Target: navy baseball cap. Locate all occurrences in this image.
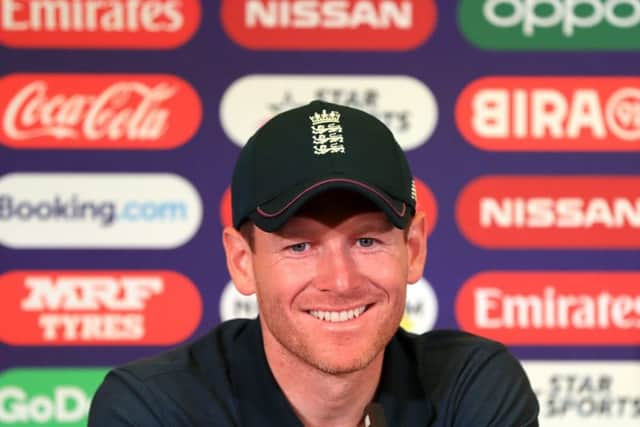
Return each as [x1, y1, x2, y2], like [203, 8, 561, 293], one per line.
[231, 100, 416, 232]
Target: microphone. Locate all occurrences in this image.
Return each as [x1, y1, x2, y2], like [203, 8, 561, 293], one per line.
[363, 402, 386, 427]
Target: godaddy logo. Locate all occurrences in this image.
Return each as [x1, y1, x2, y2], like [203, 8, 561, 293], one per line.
[0, 368, 107, 426]
[459, 0, 640, 50]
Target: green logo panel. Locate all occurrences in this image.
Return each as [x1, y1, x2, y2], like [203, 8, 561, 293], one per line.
[459, 0, 640, 50]
[0, 368, 108, 426]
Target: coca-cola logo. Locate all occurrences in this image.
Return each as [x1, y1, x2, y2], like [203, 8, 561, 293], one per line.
[0, 0, 201, 49]
[0, 270, 202, 345]
[0, 74, 202, 149]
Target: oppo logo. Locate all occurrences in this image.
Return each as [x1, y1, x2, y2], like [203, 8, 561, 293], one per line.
[0, 0, 201, 49]
[456, 176, 640, 248]
[219, 176, 438, 237]
[456, 77, 640, 151]
[456, 271, 640, 345]
[0, 173, 202, 248]
[0, 73, 202, 149]
[484, 0, 640, 36]
[459, 0, 640, 49]
[220, 74, 437, 151]
[0, 271, 201, 345]
[221, 0, 436, 50]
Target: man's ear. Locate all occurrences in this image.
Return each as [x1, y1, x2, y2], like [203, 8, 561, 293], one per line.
[406, 211, 427, 284]
[222, 226, 256, 295]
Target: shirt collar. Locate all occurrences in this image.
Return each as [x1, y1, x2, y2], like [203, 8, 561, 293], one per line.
[229, 319, 433, 426]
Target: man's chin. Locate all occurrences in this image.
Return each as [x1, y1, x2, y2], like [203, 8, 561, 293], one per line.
[303, 350, 380, 376]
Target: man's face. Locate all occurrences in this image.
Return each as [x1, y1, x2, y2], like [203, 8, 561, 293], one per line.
[239, 191, 426, 375]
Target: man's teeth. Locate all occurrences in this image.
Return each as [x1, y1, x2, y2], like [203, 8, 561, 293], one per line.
[308, 306, 367, 322]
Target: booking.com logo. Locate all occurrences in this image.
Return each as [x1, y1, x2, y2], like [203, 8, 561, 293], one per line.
[0, 194, 188, 227]
[0, 173, 202, 249]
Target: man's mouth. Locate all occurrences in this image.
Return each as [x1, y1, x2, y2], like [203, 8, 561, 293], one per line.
[308, 305, 368, 323]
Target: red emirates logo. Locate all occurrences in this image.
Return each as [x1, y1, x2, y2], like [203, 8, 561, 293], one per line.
[0, 271, 202, 345]
[0, 74, 202, 149]
[456, 272, 640, 346]
[0, 0, 200, 48]
[456, 176, 640, 248]
[456, 77, 640, 151]
[221, 0, 437, 50]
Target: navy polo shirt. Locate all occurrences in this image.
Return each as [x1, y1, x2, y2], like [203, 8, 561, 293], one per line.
[88, 319, 539, 426]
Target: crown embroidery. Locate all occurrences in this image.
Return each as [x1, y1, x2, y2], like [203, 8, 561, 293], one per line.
[309, 109, 345, 155]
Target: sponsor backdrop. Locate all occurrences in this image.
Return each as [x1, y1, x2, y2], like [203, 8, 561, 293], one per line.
[1, 0, 639, 425]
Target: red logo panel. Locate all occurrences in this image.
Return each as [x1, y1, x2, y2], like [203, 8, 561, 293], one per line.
[0, 0, 200, 49]
[0, 74, 202, 149]
[456, 271, 640, 345]
[0, 271, 202, 345]
[456, 176, 640, 248]
[221, 0, 437, 50]
[456, 77, 640, 151]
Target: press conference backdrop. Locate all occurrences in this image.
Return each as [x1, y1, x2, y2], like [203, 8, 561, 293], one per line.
[1, 1, 639, 425]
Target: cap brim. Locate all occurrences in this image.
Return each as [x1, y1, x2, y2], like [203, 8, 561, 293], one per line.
[249, 178, 413, 232]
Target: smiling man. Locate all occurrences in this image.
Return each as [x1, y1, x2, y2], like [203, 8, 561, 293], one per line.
[89, 100, 539, 426]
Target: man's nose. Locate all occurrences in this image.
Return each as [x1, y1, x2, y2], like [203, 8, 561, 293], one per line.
[316, 243, 360, 292]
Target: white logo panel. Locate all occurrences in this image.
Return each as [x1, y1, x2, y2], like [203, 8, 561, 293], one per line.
[401, 277, 438, 334]
[522, 361, 640, 427]
[0, 173, 202, 248]
[219, 281, 259, 321]
[220, 74, 438, 151]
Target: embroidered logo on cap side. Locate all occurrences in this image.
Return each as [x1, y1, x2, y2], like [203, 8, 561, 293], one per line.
[309, 109, 345, 155]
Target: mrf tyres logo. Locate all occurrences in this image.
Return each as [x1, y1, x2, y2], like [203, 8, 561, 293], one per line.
[456, 271, 640, 345]
[0, 368, 108, 426]
[456, 77, 640, 151]
[221, 0, 437, 50]
[0, 271, 202, 345]
[459, 0, 640, 50]
[220, 74, 438, 151]
[0, 73, 202, 149]
[0, 173, 202, 249]
[456, 176, 640, 248]
[0, 0, 201, 48]
[523, 361, 640, 426]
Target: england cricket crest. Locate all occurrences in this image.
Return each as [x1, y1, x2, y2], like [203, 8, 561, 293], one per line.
[309, 109, 345, 155]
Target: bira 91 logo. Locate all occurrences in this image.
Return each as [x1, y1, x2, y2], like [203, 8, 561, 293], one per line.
[456, 176, 640, 248]
[0, 0, 201, 49]
[459, 0, 640, 50]
[456, 77, 640, 151]
[0, 271, 202, 345]
[0, 73, 202, 149]
[219, 175, 439, 236]
[221, 0, 437, 50]
[0, 368, 108, 426]
[456, 271, 640, 345]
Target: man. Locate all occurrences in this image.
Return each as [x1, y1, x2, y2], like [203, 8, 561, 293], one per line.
[89, 100, 539, 426]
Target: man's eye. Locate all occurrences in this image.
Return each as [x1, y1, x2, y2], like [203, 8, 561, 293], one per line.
[289, 242, 309, 253]
[357, 238, 375, 248]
